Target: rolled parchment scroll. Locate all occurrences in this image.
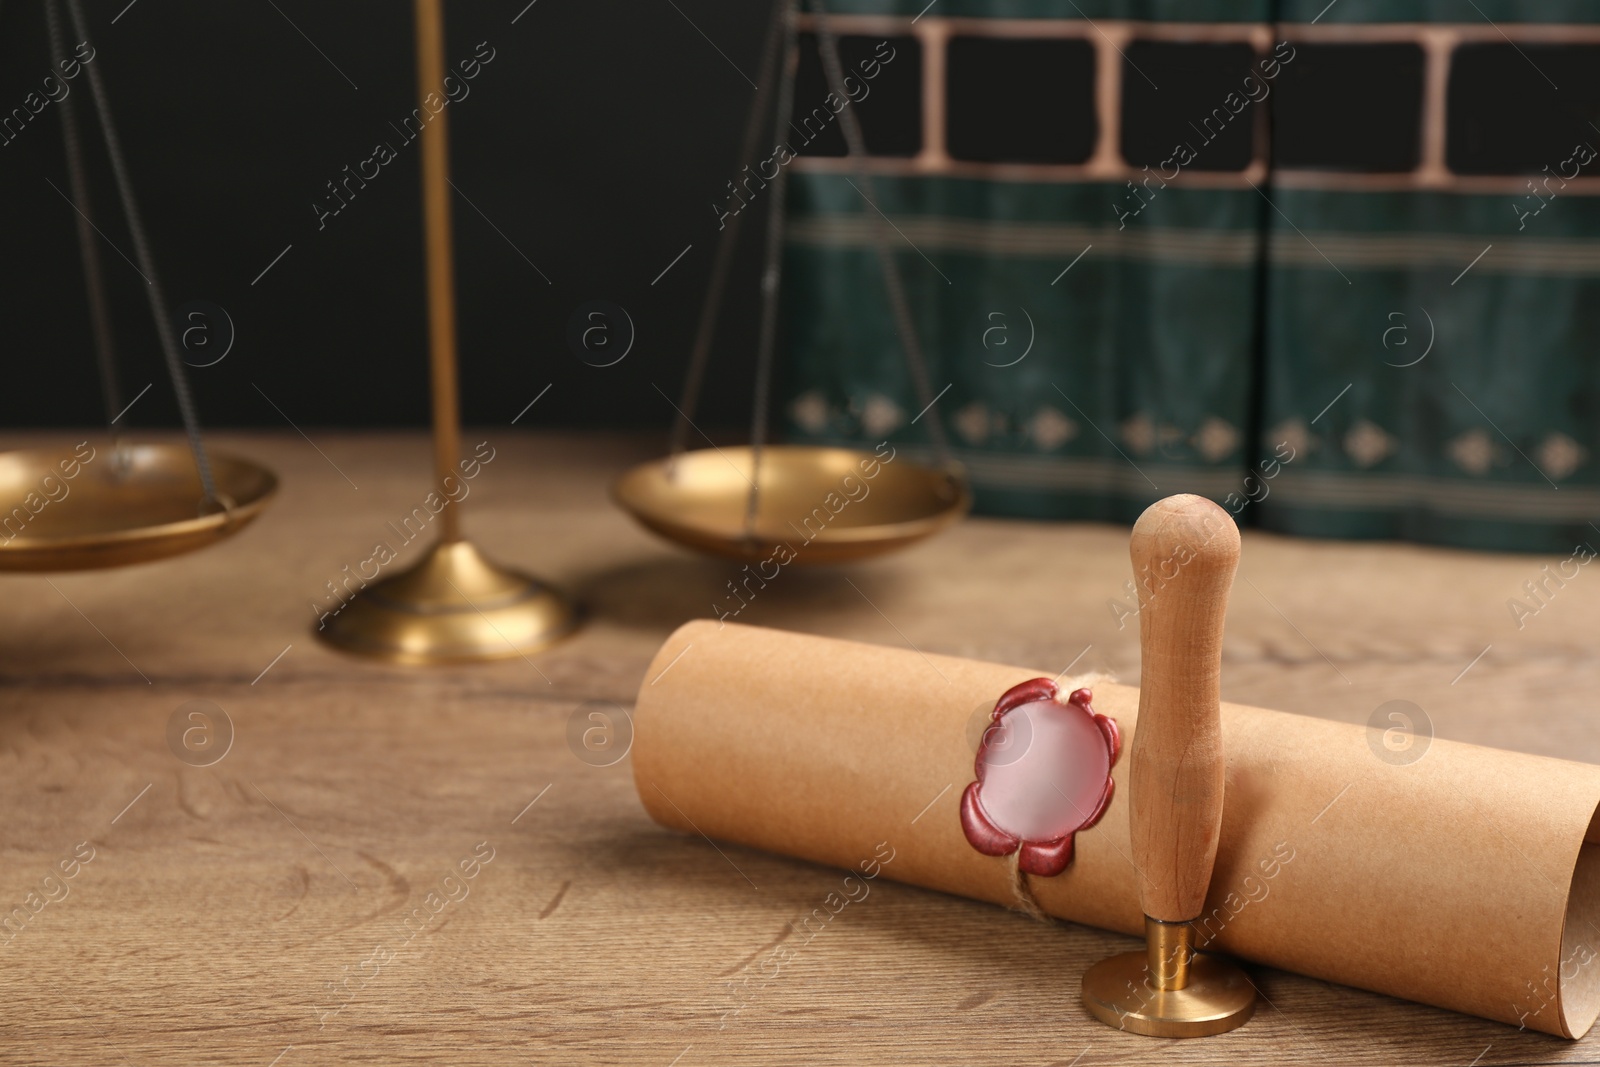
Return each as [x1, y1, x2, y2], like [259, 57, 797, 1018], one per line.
[632, 620, 1600, 1037]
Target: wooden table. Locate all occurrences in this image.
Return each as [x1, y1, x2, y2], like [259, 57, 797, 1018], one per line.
[4, 430, 1598, 1066]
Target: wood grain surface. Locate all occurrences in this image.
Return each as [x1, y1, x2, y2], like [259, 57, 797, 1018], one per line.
[3, 429, 1600, 1066]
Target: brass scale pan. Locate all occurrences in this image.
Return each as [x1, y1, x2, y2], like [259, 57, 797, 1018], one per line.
[615, 445, 968, 566]
[2, 0, 276, 575]
[615, 0, 970, 564]
[0, 443, 276, 572]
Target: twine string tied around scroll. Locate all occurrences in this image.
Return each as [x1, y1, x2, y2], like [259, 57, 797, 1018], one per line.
[1006, 851, 1053, 924]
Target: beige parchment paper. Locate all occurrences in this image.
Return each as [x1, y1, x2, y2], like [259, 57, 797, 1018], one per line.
[633, 620, 1600, 1038]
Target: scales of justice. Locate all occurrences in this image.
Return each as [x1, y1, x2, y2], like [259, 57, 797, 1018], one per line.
[2, 0, 970, 665]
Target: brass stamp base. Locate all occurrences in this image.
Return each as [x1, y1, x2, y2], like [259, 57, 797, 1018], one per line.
[316, 539, 577, 665]
[1082, 949, 1256, 1037]
[1082, 919, 1256, 1038]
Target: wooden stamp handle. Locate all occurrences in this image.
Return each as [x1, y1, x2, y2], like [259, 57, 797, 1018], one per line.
[1127, 494, 1240, 923]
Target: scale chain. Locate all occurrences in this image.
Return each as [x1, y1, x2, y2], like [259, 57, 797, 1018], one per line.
[742, 0, 804, 539]
[668, 0, 791, 462]
[44, 0, 123, 445]
[62, 0, 220, 507]
[808, 0, 954, 470]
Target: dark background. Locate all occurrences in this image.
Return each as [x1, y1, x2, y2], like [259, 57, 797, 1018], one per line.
[6, 3, 1596, 434]
[0, 0, 773, 432]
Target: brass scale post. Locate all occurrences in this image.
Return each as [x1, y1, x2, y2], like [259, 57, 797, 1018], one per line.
[318, 0, 576, 664]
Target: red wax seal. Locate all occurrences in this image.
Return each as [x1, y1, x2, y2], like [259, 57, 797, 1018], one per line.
[960, 679, 1120, 877]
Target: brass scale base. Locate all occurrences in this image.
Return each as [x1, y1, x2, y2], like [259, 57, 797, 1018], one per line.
[316, 539, 575, 665]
